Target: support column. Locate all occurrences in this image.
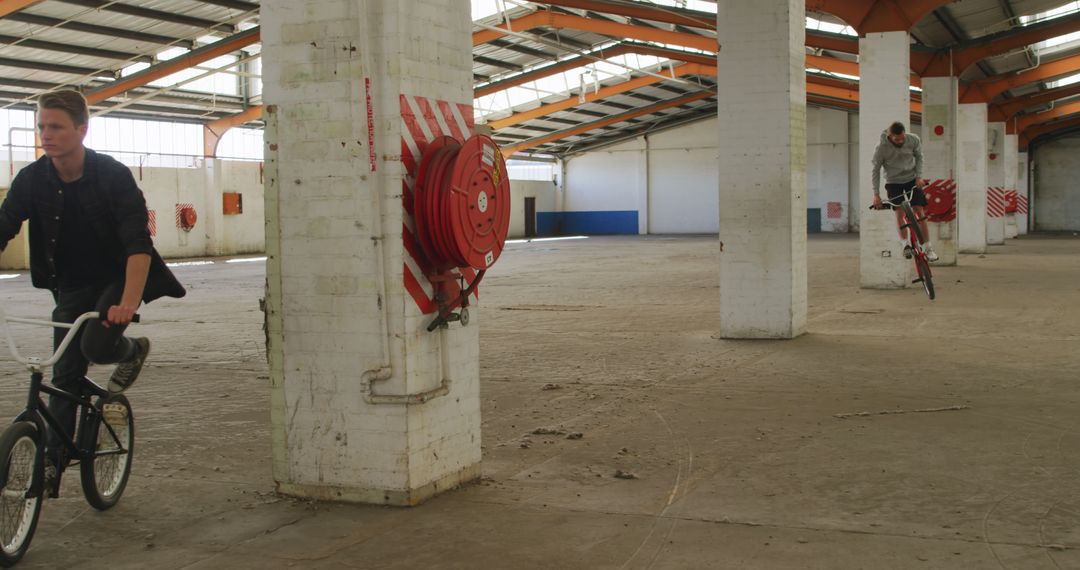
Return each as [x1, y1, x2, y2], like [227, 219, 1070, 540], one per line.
[920, 76, 959, 265]
[1017, 150, 1030, 235]
[858, 32, 911, 288]
[263, 0, 480, 505]
[986, 121, 1006, 245]
[1004, 133, 1019, 239]
[957, 104, 987, 253]
[717, 0, 806, 339]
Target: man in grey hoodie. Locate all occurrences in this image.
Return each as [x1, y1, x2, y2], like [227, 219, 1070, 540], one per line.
[871, 121, 939, 262]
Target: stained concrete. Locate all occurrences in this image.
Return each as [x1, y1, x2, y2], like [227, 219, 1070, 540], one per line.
[0, 233, 1078, 569]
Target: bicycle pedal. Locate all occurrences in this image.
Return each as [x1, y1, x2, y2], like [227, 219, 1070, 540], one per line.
[912, 278, 923, 284]
[102, 403, 128, 427]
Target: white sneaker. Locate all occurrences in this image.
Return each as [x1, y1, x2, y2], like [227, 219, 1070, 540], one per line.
[924, 245, 939, 262]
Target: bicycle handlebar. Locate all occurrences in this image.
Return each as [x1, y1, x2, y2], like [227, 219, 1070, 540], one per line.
[0, 308, 140, 369]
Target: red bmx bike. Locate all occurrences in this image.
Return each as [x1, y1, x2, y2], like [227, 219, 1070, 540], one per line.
[870, 186, 935, 301]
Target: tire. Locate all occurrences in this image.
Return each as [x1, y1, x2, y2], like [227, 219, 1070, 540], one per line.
[915, 256, 936, 300]
[901, 201, 925, 246]
[80, 395, 133, 511]
[0, 422, 43, 567]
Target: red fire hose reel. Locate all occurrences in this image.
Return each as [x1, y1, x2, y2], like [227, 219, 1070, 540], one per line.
[414, 134, 510, 331]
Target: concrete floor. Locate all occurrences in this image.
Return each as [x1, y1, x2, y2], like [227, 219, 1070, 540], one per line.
[1, 233, 1079, 569]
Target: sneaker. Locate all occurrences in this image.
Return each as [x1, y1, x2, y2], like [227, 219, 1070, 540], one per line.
[109, 337, 150, 394]
[903, 245, 914, 259]
[42, 459, 59, 498]
[924, 245, 940, 262]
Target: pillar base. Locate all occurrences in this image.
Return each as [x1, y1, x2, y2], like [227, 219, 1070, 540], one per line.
[275, 462, 481, 507]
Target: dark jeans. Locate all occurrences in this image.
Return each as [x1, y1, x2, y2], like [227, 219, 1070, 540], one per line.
[49, 281, 137, 462]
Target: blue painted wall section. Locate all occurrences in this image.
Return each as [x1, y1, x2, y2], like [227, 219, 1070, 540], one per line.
[537, 211, 639, 235]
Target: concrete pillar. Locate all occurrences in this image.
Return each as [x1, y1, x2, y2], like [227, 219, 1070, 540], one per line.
[986, 121, 1006, 245]
[919, 76, 958, 265]
[858, 32, 911, 288]
[263, 0, 480, 505]
[957, 104, 987, 253]
[717, 0, 806, 339]
[1017, 151, 1030, 235]
[1004, 133, 1019, 239]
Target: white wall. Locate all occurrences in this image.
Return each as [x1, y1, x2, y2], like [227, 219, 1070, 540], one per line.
[563, 106, 852, 234]
[1033, 134, 1080, 231]
[807, 107, 850, 232]
[508, 179, 556, 238]
[0, 156, 264, 268]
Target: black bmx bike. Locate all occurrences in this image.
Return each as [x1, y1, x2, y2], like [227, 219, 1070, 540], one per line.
[870, 186, 936, 300]
[0, 309, 135, 566]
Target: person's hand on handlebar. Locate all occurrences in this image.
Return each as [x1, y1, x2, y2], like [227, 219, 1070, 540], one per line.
[915, 178, 928, 188]
[103, 303, 138, 328]
[872, 195, 883, 210]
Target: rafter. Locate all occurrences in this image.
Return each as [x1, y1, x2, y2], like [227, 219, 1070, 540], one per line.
[1017, 99, 1080, 134]
[85, 27, 260, 104]
[806, 0, 957, 34]
[503, 91, 712, 155]
[1020, 114, 1080, 149]
[55, 0, 235, 33]
[0, 0, 42, 18]
[990, 83, 1080, 122]
[474, 11, 715, 51]
[918, 11, 1080, 77]
[0, 34, 152, 62]
[960, 52, 1080, 103]
[204, 105, 263, 157]
[5, 12, 194, 48]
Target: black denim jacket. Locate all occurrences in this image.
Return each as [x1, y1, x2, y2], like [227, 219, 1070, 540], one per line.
[0, 149, 185, 302]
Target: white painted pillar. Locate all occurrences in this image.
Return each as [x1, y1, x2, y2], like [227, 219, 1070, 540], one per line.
[957, 104, 988, 253]
[1017, 151, 1030, 235]
[717, 0, 806, 339]
[986, 121, 1006, 245]
[858, 32, 911, 288]
[1004, 133, 1019, 238]
[920, 77, 958, 265]
[263, 0, 480, 505]
[637, 136, 649, 235]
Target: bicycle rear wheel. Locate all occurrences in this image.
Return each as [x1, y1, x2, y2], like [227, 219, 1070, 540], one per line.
[80, 395, 133, 510]
[915, 255, 936, 300]
[0, 422, 42, 567]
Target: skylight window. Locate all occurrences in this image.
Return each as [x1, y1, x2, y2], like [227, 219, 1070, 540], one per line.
[1019, 2, 1080, 55]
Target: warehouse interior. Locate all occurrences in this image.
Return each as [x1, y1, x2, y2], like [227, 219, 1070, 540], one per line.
[0, 0, 1078, 567]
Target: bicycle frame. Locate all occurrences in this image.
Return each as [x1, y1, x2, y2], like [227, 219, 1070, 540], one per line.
[0, 307, 131, 496]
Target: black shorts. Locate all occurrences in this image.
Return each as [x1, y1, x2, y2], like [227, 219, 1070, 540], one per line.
[884, 180, 928, 207]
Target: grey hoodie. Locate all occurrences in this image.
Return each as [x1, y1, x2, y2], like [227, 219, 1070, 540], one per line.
[871, 130, 923, 196]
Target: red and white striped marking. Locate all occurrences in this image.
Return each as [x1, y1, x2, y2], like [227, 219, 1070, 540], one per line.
[1017, 195, 1029, 215]
[986, 187, 1006, 218]
[175, 203, 195, 227]
[400, 93, 475, 315]
[148, 209, 156, 237]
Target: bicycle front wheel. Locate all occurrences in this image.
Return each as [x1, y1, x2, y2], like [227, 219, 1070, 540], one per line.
[80, 395, 133, 510]
[0, 421, 43, 567]
[901, 201, 926, 245]
[915, 255, 936, 300]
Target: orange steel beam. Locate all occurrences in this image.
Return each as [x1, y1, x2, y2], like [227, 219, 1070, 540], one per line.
[1020, 114, 1080, 149]
[474, 12, 715, 51]
[919, 13, 1080, 77]
[536, 0, 715, 30]
[1017, 99, 1080, 134]
[503, 91, 712, 155]
[86, 27, 260, 104]
[960, 52, 1080, 103]
[807, 0, 956, 34]
[490, 62, 709, 129]
[0, 0, 41, 18]
[990, 83, 1080, 122]
[475, 44, 714, 98]
[203, 105, 263, 158]
[490, 61, 919, 130]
